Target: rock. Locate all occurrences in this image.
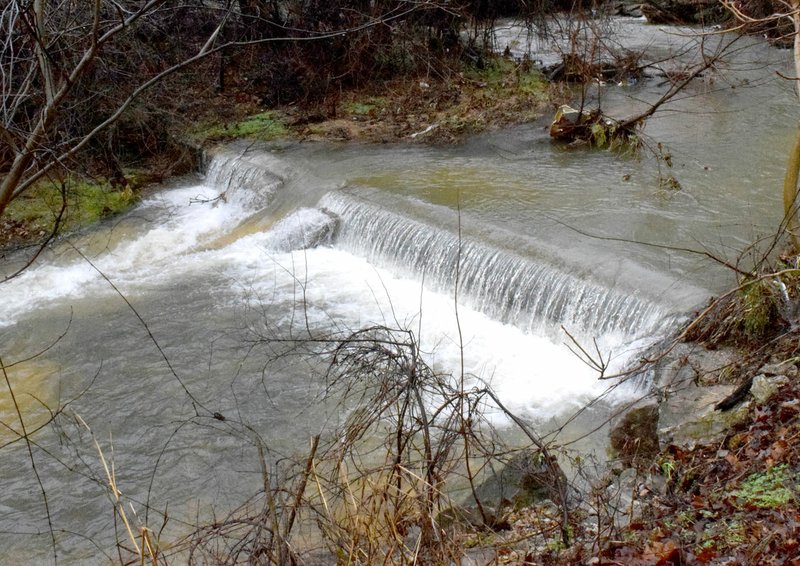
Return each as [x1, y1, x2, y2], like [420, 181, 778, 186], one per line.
[750, 373, 789, 404]
[657, 384, 750, 449]
[760, 361, 799, 379]
[651, 343, 739, 390]
[609, 404, 660, 467]
[471, 449, 567, 512]
[655, 353, 696, 389]
[604, 468, 645, 527]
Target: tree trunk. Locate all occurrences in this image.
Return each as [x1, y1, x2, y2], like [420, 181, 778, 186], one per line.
[784, 125, 800, 252]
[34, 0, 56, 106]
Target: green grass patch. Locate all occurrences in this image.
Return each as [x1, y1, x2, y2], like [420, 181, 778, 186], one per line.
[6, 178, 134, 237]
[738, 278, 781, 340]
[463, 57, 547, 98]
[193, 111, 288, 142]
[735, 464, 796, 509]
[342, 97, 387, 117]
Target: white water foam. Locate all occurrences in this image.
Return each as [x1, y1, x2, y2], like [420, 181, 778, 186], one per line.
[1, 157, 651, 420]
[321, 190, 674, 341]
[0, 184, 254, 327]
[211, 239, 642, 421]
[261, 207, 337, 252]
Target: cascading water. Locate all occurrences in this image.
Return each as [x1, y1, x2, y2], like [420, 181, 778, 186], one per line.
[262, 207, 338, 252]
[202, 150, 284, 208]
[2, 22, 793, 558]
[321, 190, 676, 340]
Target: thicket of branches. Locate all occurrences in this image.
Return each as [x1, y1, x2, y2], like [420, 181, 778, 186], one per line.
[0, 0, 559, 222]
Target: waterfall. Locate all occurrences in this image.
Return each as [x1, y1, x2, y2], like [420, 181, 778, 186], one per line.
[203, 151, 283, 209]
[262, 208, 338, 252]
[321, 190, 675, 339]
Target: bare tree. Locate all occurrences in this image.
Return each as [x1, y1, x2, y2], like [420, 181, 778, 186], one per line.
[1, 1, 171, 217]
[0, 0, 458, 226]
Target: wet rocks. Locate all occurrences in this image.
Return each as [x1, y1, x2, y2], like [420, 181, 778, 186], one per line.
[657, 383, 750, 449]
[615, 342, 799, 453]
[473, 449, 567, 510]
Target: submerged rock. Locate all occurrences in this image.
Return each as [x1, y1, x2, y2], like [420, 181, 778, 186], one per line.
[472, 449, 568, 510]
[609, 404, 660, 467]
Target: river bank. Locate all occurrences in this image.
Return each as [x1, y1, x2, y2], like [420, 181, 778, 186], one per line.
[0, 54, 559, 254]
[462, 309, 800, 563]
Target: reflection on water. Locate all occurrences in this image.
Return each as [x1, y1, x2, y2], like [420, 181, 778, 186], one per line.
[0, 360, 60, 446]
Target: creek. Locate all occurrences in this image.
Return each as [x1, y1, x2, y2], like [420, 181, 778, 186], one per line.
[0, 19, 796, 562]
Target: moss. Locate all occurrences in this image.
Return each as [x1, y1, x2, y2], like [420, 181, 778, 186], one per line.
[4, 177, 134, 240]
[192, 111, 288, 143]
[735, 464, 797, 509]
[739, 278, 781, 340]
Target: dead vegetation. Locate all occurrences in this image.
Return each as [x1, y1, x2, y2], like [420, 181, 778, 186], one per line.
[120, 323, 578, 565]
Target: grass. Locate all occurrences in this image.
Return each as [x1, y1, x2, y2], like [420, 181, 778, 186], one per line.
[422, 57, 550, 140]
[5, 177, 135, 239]
[342, 97, 388, 117]
[192, 111, 289, 143]
[739, 278, 780, 340]
[463, 57, 548, 100]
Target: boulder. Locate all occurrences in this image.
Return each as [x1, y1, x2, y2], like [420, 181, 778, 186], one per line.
[657, 383, 750, 449]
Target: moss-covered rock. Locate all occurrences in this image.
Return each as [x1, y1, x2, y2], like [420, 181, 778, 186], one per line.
[658, 384, 750, 449]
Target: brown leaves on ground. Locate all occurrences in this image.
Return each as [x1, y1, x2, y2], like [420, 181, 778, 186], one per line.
[599, 372, 800, 565]
[0, 218, 46, 250]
